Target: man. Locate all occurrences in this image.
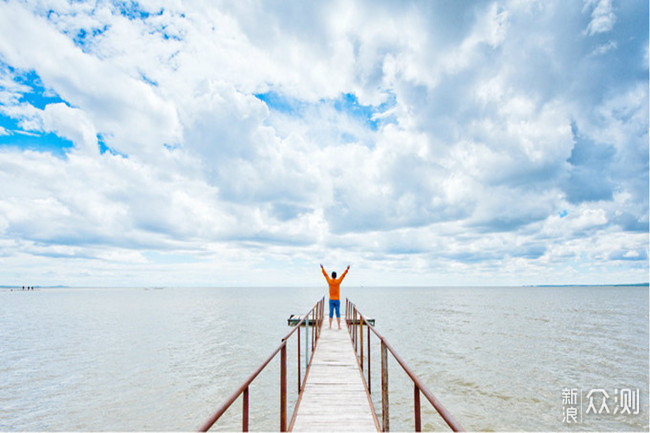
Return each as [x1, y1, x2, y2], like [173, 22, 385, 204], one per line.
[320, 264, 350, 330]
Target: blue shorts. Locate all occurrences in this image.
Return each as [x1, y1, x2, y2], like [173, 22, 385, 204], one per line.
[329, 299, 340, 318]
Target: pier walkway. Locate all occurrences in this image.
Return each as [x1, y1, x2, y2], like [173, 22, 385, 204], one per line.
[289, 325, 378, 431]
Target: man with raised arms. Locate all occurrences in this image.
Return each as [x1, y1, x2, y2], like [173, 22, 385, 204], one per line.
[320, 264, 350, 330]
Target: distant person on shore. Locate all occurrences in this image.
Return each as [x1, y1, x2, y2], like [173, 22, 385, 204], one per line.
[320, 264, 350, 330]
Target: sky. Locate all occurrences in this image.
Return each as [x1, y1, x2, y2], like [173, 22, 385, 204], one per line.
[0, 0, 647, 287]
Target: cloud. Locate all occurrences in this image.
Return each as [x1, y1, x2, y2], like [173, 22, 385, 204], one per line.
[0, 1, 182, 156]
[584, 0, 616, 35]
[0, 0, 646, 286]
[590, 40, 617, 56]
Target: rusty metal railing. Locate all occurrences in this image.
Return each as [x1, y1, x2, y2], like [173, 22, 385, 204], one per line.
[346, 299, 464, 432]
[199, 297, 325, 432]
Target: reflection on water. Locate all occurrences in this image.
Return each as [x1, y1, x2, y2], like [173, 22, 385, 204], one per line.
[0, 286, 647, 431]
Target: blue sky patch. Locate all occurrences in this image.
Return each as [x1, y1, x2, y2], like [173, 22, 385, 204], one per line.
[333, 92, 397, 131]
[334, 93, 378, 130]
[0, 114, 21, 133]
[256, 90, 397, 132]
[140, 74, 158, 87]
[160, 29, 183, 41]
[12, 70, 65, 109]
[19, 88, 65, 110]
[0, 128, 73, 158]
[116, 1, 162, 20]
[254, 91, 304, 115]
[98, 134, 128, 157]
[73, 25, 110, 50]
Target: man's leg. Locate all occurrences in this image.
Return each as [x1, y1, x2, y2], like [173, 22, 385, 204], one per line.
[336, 300, 341, 329]
[328, 299, 333, 328]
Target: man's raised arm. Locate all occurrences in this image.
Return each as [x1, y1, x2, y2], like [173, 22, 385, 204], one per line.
[320, 264, 330, 281]
[339, 265, 350, 280]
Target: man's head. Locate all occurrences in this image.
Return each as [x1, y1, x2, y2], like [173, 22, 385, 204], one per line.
[331, 271, 337, 279]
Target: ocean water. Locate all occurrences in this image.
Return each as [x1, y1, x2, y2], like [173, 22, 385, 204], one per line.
[0, 286, 647, 431]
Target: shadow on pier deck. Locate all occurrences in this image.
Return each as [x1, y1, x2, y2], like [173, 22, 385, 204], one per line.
[198, 297, 464, 432]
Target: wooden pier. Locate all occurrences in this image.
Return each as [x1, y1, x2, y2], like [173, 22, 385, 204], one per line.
[289, 325, 379, 431]
[199, 297, 464, 432]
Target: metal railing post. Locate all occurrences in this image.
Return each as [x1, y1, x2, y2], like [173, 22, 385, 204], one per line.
[345, 299, 348, 325]
[355, 308, 359, 351]
[315, 304, 318, 341]
[351, 305, 354, 339]
[243, 386, 249, 432]
[280, 343, 287, 431]
[349, 301, 352, 332]
[381, 340, 389, 432]
[305, 317, 309, 371]
[353, 308, 357, 350]
[360, 316, 364, 371]
[297, 326, 301, 393]
[366, 326, 372, 393]
[349, 304, 352, 336]
[311, 310, 315, 350]
[414, 385, 421, 432]
[346, 300, 349, 331]
[367, 324, 371, 393]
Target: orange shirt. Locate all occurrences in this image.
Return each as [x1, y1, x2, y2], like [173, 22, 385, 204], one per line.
[322, 267, 348, 300]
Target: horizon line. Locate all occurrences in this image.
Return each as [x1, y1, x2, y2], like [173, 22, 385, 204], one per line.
[2, 283, 648, 289]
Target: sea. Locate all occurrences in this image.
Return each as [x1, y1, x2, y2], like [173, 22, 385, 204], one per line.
[0, 285, 648, 431]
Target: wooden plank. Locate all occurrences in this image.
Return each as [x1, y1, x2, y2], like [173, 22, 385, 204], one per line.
[290, 325, 378, 432]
